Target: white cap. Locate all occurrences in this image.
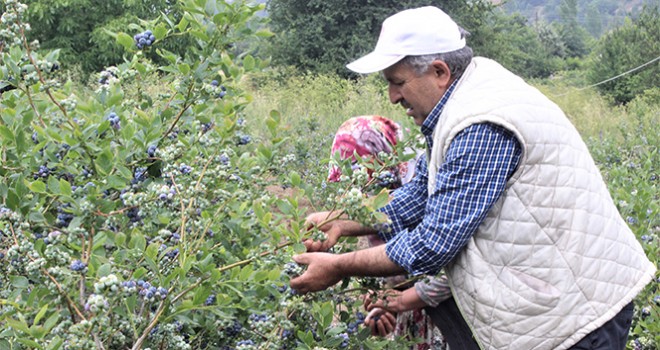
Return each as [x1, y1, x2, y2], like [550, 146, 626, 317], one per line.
[346, 6, 465, 74]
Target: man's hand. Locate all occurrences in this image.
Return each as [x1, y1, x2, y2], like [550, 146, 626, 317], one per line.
[303, 211, 350, 252]
[364, 307, 397, 337]
[289, 253, 343, 293]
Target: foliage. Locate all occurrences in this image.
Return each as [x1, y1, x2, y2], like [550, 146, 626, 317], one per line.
[586, 94, 660, 350]
[472, 13, 564, 78]
[586, 5, 660, 105]
[20, 0, 192, 77]
[265, 0, 495, 78]
[0, 0, 419, 349]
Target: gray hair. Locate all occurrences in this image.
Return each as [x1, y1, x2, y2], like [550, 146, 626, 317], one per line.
[398, 27, 473, 80]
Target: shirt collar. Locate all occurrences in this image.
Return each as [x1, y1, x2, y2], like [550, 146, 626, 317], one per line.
[421, 79, 459, 148]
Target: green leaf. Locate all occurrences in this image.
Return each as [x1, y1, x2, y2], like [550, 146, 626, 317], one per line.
[96, 150, 114, 176]
[6, 318, 29, 333]
[146, 243, 160, 260]
[290, 171, 301, 187]
[97, 264, 112, 277]
[106, 175, 128, 189]
[117, 33, 135, 50]
[243, 55, 255, 71]
[58, 179, 72, 197]
[33, 304, 49, 326]
[177, 63, 191, 75]
[130, 234, 146, 251]
[27, 180, 47, 193]
[17, 338, 42, 349]
[43, 313, 60, 332]
[0, 125, 14, 143]
[28, 211, 46, 223]
[48, 176, 61, 194]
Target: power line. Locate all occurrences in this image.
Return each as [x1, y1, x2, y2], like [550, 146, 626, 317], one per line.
[552, 54, 660, 97]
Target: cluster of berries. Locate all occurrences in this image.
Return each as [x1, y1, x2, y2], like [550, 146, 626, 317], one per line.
[134, 30, 155, 50]
[375, 170, 399, 188]
[223, 320, 243, 338]
[179, 164, 193, 175]
[159, 244, 179, 259]
[33, 165, 53, 180]
[147, 145, 157, 158]
[282, 262, 304, 278]
[55, 205, 74, 228]
[106, 112, 120, 129]
[346, 312, 365, 334]
[121, 280, 168, 300]
[126, 207, 141, 223]
[210, 80, 227, 98]
[204, 294, 216, 306]
[237, 134, 251, 145]
[69, 259, 87, 272]
[132, 167, 148, 184]
[98, 68, 119, 85]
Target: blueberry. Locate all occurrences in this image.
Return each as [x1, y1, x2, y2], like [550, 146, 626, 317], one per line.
[204, 294, 216, 306]
[70, 259, 87, 272]
[147, 145, 157, 158]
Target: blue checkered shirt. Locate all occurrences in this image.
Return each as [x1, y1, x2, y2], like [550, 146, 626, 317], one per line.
[380, 82, 522, 276]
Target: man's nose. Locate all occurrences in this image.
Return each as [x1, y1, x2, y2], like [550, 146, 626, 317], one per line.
[388, 85, 402, 104]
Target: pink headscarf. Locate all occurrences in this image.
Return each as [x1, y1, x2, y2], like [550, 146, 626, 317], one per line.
[328, 115, 409, 185]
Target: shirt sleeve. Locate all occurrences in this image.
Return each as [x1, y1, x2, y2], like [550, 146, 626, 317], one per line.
[376, 153, 428, 242]
[414, 275, 452, 307]
[385, 123, 522, 276]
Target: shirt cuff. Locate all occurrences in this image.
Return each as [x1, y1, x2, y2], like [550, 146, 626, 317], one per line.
[414, 275, 451, 308]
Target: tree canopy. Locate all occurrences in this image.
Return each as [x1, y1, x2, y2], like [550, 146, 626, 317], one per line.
[265, 0, 495, 78]
[24, 0, 179, 76]
[587, 5, 660, 104]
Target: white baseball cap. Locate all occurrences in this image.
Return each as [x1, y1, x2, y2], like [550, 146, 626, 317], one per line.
[346, 6, 466, 74]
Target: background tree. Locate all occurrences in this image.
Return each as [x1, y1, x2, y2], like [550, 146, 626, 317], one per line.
[265, 0, 495, 78]
[587, 5, 660, 104]
[474, 13, 563, 78]
[24, 0, 181, 76]
[556, 0, 591, 58]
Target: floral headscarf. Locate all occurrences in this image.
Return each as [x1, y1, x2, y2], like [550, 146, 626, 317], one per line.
[328, 115, 409, 186]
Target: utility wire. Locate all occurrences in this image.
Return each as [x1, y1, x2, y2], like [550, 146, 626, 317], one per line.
[552, 54, 660, 97]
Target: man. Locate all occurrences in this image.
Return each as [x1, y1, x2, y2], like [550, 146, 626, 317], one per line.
[289, 6, 656, 350]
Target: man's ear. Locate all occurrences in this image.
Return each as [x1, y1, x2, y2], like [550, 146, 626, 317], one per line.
[431, 60, 452, 87]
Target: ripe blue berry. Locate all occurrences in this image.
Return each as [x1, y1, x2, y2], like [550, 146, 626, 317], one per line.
[204, 294, 216, 306]
[147, 145, 157, 158]
[70, 259, 87, 272]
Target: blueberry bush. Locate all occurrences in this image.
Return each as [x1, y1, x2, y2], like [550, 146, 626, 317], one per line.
[0, 0, 419, 349]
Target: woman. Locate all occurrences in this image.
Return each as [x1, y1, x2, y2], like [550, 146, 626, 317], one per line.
[327, 115, 451, 350]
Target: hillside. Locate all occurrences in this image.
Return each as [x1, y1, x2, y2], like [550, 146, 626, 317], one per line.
[494, 0, 656, 36]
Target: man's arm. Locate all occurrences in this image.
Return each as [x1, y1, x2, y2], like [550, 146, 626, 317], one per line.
[289, 245, 406, 293]
[385, 123, 522, 275]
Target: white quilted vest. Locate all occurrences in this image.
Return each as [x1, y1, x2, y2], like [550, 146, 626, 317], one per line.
[427, 57, 656, 350]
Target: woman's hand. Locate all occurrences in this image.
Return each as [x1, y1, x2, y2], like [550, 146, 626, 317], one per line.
[363, 289, 404, 313]
[363, 287, 428, 314]
[363, 307, 397, 337]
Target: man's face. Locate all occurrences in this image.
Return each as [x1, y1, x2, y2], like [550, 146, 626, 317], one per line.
[383, 61, 449, 126]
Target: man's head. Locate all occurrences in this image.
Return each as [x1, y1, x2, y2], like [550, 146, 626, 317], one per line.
[347, 6, 473, 125]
